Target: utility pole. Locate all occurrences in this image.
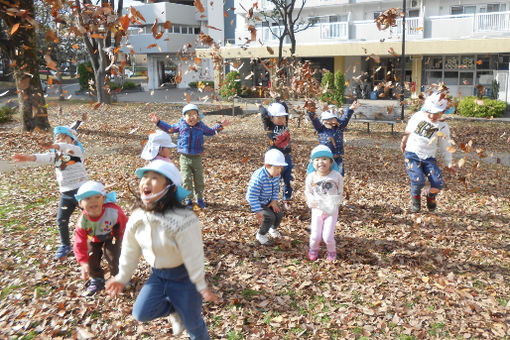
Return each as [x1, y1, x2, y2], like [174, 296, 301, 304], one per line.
[400, 0, 406, 121]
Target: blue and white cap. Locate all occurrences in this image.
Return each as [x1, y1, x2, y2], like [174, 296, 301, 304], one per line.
[75, 181, 116, 203]
[135, 159, 190, 202]
[53, 126, 84, 152]
[306, 145, 340, 174]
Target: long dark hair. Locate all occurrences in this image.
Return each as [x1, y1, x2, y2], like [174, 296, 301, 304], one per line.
[135, 178, 184, 213]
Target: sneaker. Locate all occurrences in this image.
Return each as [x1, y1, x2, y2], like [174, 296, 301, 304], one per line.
[169, 312, 184, 335]
[256, 232, 270, 245]
[85, 278, 105, 296]
[308, 249, 318, 261]
[54, 245, 72, 260]
[197, 199, 207, 209]
[326, 251, 337, 261]
[268, 228, 280, 238]
[184, 199, 193, 209]
[426, 195, 437, 212]
[410, 195, 421, 213]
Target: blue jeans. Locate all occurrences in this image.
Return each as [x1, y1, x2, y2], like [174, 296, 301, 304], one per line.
[404, 151, 445, 197]
[56, 188, 79, 247]
[334, 156, 345, 176]
[281, 153, 294, 200]
[132, 265, 209, 340]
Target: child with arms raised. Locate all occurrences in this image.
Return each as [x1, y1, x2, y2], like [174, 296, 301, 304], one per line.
[106, 160, 219, 338]
[400, 92, 454, 213]
[12, 126, 88, 260]
[73, 181, 127, 296]
[150, 104, 231, 209]
[305, 145, 343, 261]
[246, 149, 288, 245]
[307, 100, 359, 176]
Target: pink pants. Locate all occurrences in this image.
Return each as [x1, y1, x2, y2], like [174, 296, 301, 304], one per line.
[309, 208, 338, 253]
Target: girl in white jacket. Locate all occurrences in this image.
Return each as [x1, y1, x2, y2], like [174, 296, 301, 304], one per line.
[106, 160, 219, 339]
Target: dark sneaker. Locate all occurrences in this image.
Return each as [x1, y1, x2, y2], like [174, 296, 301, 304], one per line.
[410, 195, 421, 213]
[85, 278, 105, 296]
[426, 195, 437, 211]
[197, 199, 207, 209]
[184, 199, 194, 209]
[54, 245, 72, 260]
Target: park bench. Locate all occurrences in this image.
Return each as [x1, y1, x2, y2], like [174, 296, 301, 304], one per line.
[343, 99, 402, 134]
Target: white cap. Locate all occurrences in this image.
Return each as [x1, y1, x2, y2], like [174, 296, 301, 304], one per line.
[268, 103, 288, 117]
[422, 92, 448, 114]
[321, 110, 338, 120]
[75, 180, 116, 204]
[135, 159, 182, 187]
[328, 104, 338, 111]
[141, 130, 176, 161]
[182, 103, 200, 115]
[264, 149, 288, 166]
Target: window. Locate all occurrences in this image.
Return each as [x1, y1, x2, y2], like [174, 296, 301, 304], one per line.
[487, 3, 506, 12]
[424, 56, 443, 70]
[451, 5, 476, 15]
[373, 11, 382, 19]
[194, 27, 200, 34]
[408, 9, 420, 17]
[444, 71, 458, 85]
[181, 26, 188, 34]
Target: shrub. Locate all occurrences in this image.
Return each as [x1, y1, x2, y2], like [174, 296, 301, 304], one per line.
[110, 81, 138, 91]
[457, 96, 507, 118]
[220, 71, 241, 100]
[77, 62, 94, 91]
[0, 106, 16, 123]
[320, 70, 345, 105]
[189, 81, 214, 88]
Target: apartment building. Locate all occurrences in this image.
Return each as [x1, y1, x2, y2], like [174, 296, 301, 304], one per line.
[222, 0, 510, 102]
[125, 0, 227, 89]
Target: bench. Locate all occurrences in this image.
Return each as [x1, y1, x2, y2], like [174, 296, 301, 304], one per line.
[343, 100, 402, 134]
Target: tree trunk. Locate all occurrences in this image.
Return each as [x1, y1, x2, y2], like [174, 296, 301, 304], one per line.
[1, 0, 50, 131]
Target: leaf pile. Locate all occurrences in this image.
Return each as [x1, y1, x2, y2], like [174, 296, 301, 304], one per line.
[0, 103, 509, 339]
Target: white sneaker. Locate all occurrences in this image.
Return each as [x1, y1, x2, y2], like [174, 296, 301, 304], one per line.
[169, 312, 184, 335]
[256, 232, 270, 245]
[268, 228, 281, 238]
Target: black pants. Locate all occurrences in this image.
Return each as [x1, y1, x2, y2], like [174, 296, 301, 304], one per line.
[57, 188, 79, 246]
[88, 238, 121, 280]
[258, 205, 283, 235]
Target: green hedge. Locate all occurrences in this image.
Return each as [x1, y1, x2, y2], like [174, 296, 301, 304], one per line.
[110, 81, 138, 91]
[457, 96, 507, 118]
[189, 81, 214, 88]
[77, 62, 94, 91]
[0, 106, 16, 123]
[320, 70, 345, 105]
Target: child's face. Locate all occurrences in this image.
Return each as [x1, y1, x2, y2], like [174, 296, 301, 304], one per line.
[265, 164, 283, 177]
[55, 133, 73, 144]
[184, 110, 200, 127]
[79, 194, 106, 219]
[158, 147, 171, 159]
[427, 111, 443, 122]
[313, 157, 333, 175]
[139, 170, 168, 203]
[323, 118, 338, 128]
[270, 115, 286, 126]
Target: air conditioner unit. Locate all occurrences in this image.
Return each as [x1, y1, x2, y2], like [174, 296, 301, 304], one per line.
[411, 0, 418, 8]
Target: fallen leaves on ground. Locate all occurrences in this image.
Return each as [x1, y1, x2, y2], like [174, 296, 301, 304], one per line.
[0, 103, 509, 339]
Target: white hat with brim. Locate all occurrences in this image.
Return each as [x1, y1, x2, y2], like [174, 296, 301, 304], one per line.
[268, 103, 288, 117]
[135, 160, 190, 201]
[141, 130, 177, 161]
[264, 149, 288, 166]
[321, 110, 338, 120]
[182, 103, 204, 118]
[75, 180, 116, 203]
[422, 92, 448, 114]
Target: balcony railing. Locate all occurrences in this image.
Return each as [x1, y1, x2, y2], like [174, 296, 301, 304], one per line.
[475, 11, 510, 32]
[320, 22, 348, 40]
[395, 17, 423, 37]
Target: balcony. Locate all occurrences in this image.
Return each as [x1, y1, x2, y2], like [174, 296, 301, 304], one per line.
[128, 33, 198, 54]
[320, 22, 349, 40]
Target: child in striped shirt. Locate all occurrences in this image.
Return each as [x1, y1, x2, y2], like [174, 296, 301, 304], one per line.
[246, 149, 288, 245]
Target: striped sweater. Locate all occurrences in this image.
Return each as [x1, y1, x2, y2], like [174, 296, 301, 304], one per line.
[157, 119, 223, 155]
[246, 166, 281, 212]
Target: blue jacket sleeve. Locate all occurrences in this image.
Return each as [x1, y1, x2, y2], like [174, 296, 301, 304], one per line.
[337, 108, 354, 130]
[157, 119, 180, 133]
[201, 122, 223, 136]
[307, 111, 325, 132]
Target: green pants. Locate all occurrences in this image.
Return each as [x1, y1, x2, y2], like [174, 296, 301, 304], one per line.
[180, 154, 204, 201]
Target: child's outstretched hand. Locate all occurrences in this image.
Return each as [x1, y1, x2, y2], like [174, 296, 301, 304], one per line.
[105, 278, 124, 297]
[12, 154, 35, 162]
[304, 100, 316, 113]
[219, 118, 232, 127]
[349, 100, 360, 111]
[201, 288, 220, 303]
[80, 263, 90, 280]
[149, 113, 160, 124]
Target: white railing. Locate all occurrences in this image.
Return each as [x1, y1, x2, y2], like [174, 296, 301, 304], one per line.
[475, 11, 510, 32]
[262, 26, 284, 42]
[319, 22, 348, 40]
[396, 17, 423, 36]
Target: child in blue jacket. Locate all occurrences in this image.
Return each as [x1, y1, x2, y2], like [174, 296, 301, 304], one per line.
[307, 100, 359, 176]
